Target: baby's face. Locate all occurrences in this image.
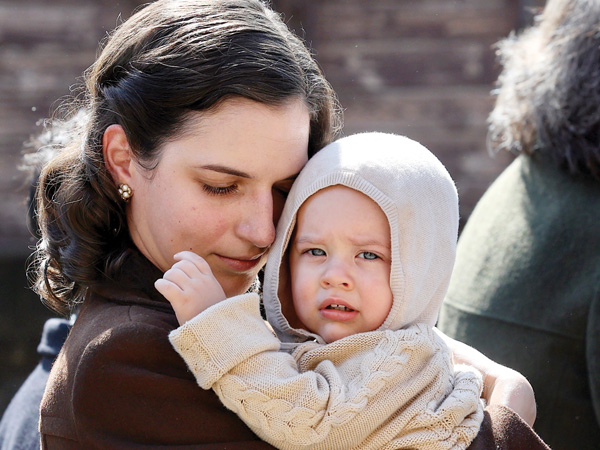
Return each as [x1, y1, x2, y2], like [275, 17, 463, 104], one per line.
[288, 185, 393, 343]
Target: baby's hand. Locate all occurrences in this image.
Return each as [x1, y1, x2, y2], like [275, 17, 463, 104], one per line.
[155, 251, 226, 325]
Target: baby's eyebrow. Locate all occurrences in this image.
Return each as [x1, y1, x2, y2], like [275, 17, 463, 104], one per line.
[294, 234, 389, 249]
[347, 235, 390, 248]
[293, 235, 319, 246]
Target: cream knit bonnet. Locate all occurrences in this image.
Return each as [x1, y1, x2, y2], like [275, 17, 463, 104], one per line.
[264, 132, 459, 346]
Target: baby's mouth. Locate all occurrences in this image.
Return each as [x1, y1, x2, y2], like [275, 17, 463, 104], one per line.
[326, 304, 355, 312]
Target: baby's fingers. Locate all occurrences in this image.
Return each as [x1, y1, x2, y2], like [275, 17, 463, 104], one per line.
[155, 278, 184, 302]
[155, 278, 200, 325]
[173, 251, 213, 276]
[161, 262, 198, 288]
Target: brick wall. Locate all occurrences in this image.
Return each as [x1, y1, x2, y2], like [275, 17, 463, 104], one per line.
[0, 0, 545, 412]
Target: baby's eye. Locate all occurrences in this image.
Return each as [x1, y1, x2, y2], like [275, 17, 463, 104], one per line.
[306, 248, 326, 257]
[358, 251, 379, 260]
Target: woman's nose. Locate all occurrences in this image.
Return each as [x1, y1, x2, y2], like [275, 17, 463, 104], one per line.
[237, 192, 276, 249]
[321, 259, 353, 290]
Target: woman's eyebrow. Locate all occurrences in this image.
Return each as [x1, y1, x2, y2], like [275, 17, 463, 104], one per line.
[197, 164, 251, 178]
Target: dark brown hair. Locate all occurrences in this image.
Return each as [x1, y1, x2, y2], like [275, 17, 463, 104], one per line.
[488, 0, 600, 181]
[30, 0, 341, 317]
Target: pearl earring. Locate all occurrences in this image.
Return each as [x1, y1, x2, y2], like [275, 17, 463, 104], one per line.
[118, 183, 132, 201]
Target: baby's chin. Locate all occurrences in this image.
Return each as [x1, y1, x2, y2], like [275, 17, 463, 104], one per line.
[318, 327, 355, 344]
[292, 314, 354, 343]
[217, 272, 260, 298]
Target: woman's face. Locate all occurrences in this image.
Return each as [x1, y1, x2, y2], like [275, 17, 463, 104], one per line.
[128, 97, 310, 296]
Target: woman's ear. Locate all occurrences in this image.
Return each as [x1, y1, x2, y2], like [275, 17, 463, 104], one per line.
[103, 124, 133, 185]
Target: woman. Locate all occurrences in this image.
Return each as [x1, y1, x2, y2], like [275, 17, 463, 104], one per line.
[30, 0, 539, 448]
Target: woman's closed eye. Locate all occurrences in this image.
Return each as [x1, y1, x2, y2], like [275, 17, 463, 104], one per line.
[202, 183, 239, 196]
[357, 251, 379, 260]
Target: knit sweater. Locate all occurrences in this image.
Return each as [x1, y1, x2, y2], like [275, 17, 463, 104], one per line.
[171, 294, 482, 450]
[170, 133, 484, 449]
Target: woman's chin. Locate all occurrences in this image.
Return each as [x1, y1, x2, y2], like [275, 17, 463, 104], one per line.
[220, 274, 259, 297]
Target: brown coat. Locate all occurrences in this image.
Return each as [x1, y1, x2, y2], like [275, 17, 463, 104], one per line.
[40, 248, 275, 449]
[469, 405, 551, 450]
[39, 248, 549, 449]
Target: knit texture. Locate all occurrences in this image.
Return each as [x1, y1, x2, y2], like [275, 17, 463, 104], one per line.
[170, 294, 483, 450]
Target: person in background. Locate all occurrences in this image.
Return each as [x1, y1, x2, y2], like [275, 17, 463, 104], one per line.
[0, 319, 70, 450]
[437, 1, 600, 449]
[0, 116, 82, 450]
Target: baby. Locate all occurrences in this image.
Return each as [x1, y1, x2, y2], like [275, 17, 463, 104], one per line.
[156, 132, 484, 450]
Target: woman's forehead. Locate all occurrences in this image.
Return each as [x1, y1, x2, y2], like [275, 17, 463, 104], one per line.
[157, 97, 310, 178]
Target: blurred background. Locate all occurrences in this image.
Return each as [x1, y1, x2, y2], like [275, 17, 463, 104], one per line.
[0, 0, 545, 413]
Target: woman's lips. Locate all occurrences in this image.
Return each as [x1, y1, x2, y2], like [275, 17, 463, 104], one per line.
[216, 254, 264, 273]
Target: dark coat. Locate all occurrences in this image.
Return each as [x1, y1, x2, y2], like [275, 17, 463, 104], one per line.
[439, 154, 600, 450]
[468, 405, 550, 450]
[40, 248, 275, 450]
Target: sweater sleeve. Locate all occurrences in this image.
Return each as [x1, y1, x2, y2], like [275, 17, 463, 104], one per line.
[169, 293, 282, 389]
[169, 299, 483, 450]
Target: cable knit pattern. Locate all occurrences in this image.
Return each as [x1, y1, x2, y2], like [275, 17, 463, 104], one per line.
[169, 293, 280, 389]
[170, 294, 483, 450]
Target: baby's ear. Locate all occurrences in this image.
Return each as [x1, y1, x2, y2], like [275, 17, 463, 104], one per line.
[103, 124, 133, 185]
